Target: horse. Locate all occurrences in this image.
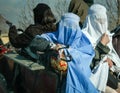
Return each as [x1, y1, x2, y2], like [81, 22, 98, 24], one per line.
[13, 66, 59, 93]
[2, 50, 66, 93]
[0, 73, 7, 93]
[1, 21, 65, 93]
[0, 45, 15, 93]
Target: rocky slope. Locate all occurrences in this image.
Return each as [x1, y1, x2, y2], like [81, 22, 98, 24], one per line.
[0, 14, 9, 34]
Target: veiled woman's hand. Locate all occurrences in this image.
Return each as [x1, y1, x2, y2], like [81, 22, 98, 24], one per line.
[101, 33, 110, 46]
[104, 57, 113, 68]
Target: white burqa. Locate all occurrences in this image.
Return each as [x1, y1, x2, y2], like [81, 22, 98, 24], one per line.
[82, 4, 120, 92]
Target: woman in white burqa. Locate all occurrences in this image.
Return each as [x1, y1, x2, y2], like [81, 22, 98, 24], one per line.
[82, 4, 120, 93]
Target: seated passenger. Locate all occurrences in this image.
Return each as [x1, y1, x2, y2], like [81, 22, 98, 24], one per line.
[82, 4, 120, 93]
[68, 0, 89, 28]
[28, 13, 99, 93]
[8, 3, 57, 61]
[8, 3, 56, 48]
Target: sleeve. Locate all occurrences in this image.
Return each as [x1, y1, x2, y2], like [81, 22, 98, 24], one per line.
[90, 41, 110, 69]
[94, 42, 110, 60]
[8, 25, 24, 48]
[29, 37, 51, 53]
[40, 32, 57, 43]
[8, 25, 34, 48]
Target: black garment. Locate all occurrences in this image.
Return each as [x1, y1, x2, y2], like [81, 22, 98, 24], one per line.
[107, 71, 118, 89]
[33, 3, 56, 25]
[84, 0, 93, 6]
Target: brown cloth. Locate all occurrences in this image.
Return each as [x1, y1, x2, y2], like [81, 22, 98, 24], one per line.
[68, 0, 89, 27]
[9, 24, 56, 48]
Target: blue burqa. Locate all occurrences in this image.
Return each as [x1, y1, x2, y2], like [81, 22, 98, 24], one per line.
[36, 13, 99, 93]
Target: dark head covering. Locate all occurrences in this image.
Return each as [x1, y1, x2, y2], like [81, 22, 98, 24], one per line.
[68, 0, 89, 27]
[33, 3, 56, 25]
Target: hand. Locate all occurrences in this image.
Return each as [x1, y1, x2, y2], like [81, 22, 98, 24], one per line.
[100, 33, 110, 46]
[104, 57, 113, 68]
[51, 44, 63, 50]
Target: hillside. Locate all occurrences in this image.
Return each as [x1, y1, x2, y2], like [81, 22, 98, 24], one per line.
[0, 14, 9, 44]
[0, 14, 9, 34]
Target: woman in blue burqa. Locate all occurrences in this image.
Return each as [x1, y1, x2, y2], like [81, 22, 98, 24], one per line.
[32, 13, 99, 93]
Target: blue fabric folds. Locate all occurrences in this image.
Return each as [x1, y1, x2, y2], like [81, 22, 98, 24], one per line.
[36, 13, 98, 93]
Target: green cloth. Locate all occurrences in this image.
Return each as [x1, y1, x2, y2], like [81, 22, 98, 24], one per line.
[91, 42, 110, 69]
